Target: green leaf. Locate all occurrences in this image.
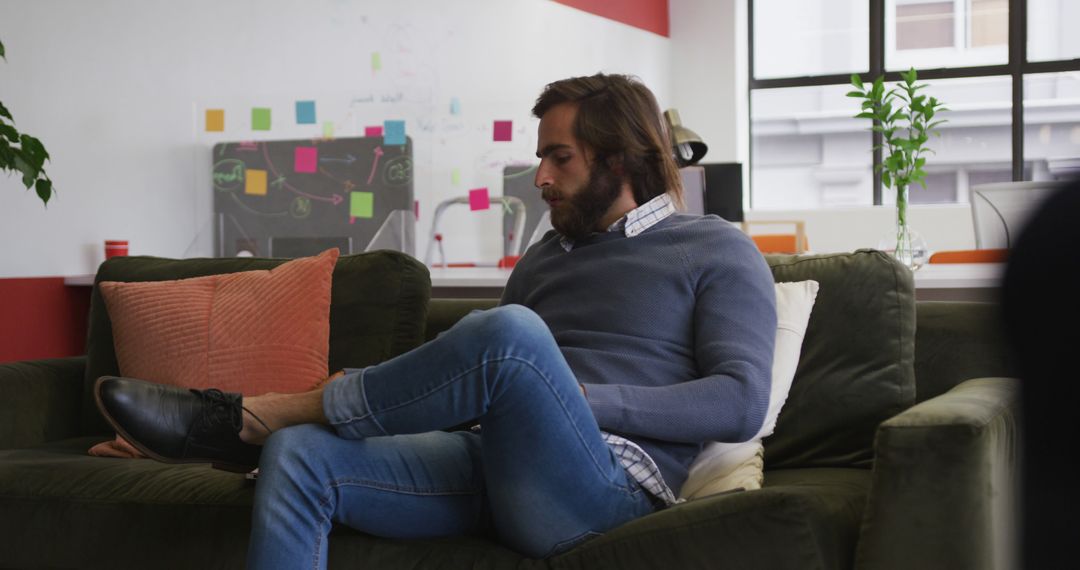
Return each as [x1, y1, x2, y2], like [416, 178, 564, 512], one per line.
[0, 123, 18, 142]
[856, 112, 876, 119]
[846, 90, 865, 98]
[0, 101, 11, 121]
[19, 134, 48, 169]
[851, 73, 864, 89]
[882, 170, 893, 188]
[35, 178, 52, 206]
[0, 38, 5, 60]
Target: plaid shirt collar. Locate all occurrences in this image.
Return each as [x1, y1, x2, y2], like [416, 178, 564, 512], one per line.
[558, 193, 676, 252]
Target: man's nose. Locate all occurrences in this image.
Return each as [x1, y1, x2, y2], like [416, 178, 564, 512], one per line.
[534, 160, 553, 189]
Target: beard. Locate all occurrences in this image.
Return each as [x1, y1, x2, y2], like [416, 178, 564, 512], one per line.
[543, 161, 624, 242]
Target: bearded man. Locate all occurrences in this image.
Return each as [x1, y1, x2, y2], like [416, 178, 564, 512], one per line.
[94, 73, 777, 568]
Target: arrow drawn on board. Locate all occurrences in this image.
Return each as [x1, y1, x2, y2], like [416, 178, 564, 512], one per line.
[231, 193, 288, 217]
[319, 154, 357, 164]
[261, 144, 344, 205]
[367, 146, 384, 185]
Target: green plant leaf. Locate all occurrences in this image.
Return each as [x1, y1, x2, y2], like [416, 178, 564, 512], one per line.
[35, 178, 52, 205]
[851, 73, 864, 89]
[846, 90, 866, 98]
[0, 38, 5, 60]
[0, 123, 18, 142]
[856, 112, 876, 119]
[0, 101, 11, 121]
[19, 134, 48, 170]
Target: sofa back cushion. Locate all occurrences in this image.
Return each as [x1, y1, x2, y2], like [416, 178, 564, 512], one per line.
[81, 250, 430, 435]
[762, 249, 916, 469]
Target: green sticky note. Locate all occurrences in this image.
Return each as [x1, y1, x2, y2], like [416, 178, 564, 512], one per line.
[350, 192, 373, 218]
[371, 52, 382, 72]
[322, 121, 334, 139]
[451, 168, 461, 185]
[252, 107, 271, 131]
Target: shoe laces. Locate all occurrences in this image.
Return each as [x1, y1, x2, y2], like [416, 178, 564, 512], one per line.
[194, 388, 243, 433]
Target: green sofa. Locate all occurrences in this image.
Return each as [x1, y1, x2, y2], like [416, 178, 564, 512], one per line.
[0, 249, 1019, 569]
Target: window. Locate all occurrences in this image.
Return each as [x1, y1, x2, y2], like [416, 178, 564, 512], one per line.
[749, 0, 1080, 210]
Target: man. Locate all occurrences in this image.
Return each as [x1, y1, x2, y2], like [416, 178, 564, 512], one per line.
[96, 73, 777, 567]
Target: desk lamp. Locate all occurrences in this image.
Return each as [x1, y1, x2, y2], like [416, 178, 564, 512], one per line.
[664, 108, 708, 166]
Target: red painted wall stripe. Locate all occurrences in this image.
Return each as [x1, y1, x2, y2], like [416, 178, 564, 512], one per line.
[0, 278, 91, 363]
[553, 0, 670, 37]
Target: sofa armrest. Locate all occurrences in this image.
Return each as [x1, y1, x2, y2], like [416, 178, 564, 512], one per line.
[0, 356, 86, 449]
[854, 377, 1020, 570]
[425, 299, 499, 342]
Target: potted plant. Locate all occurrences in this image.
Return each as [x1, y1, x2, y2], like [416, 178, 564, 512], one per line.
[0, 38, 54, 205]
[849, 68, 946, 270]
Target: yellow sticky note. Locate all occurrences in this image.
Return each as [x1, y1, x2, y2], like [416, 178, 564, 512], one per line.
[322, 121, 334, 139]
[245, 169, 267, 196]
[451, 168, 461, 185]
[206, 109, 224, 132]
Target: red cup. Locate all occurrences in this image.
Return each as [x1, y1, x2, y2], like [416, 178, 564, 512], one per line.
[105, 240, 129, 259]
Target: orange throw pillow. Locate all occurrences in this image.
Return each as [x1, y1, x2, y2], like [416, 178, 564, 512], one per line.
[88, 248, 338, 458]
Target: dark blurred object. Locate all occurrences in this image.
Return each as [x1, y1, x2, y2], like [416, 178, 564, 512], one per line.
[663, 108, 707, 166]
[1001, 177, 1079, 570]
[701, 162, 744, 222]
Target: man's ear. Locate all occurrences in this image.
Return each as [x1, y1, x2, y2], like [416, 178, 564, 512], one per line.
[607, 154, 625, 178]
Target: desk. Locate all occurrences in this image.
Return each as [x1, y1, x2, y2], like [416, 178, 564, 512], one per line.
[65, 262, 1006, 301]
[913, 263, 1005, 302]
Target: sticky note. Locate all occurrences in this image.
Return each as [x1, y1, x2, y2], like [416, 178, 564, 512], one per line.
[469, 187, 490, 211]
[322, 121, 334, 139]
[371, 52, 382, 72]
[350, 192, 374, 218]
[206, 109, 224, 132]
[364, 126, 383, 137]
[414, 200, 419, 220]
[384, 120, 406, 145]
[450, 97, 461, 115]
[295, 147, 318, 173]
[296, 101, 316, 124]
[493, 120, 512, 142]
[245, 169, 267, 196]
[451, 168, 461, 185]
[252, 108, 272, 131]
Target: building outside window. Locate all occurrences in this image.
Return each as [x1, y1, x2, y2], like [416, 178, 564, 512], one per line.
[750, 0, 1080, 210]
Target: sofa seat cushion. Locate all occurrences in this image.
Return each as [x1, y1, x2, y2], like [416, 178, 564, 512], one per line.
[0, 437, 255, 568]
[538, 467, 870, 570]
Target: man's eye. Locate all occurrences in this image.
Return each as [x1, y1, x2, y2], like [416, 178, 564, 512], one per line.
[555, 155, 572, 164]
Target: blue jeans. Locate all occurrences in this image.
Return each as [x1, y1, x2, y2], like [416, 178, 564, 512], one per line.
[247, 305, 656, 569]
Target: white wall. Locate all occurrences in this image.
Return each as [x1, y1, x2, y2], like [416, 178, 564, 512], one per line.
[0, 0, 671, 277]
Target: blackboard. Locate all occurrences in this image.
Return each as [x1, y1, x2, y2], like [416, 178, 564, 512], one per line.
[212, 136, 414, 258]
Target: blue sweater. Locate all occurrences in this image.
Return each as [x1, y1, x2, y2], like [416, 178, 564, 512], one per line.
[500, 213, 777, 493]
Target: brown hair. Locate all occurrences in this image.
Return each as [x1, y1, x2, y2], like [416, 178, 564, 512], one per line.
[532, 73, 684, 209]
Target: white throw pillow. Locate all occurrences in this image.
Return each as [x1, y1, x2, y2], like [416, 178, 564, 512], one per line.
[678, 280, 820, 501]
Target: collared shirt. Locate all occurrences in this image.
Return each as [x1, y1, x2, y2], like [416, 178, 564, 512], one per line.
[556, 192, 681, 506]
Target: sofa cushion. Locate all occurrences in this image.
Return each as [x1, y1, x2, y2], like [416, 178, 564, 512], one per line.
[762, 250, 916, 469]
[99, 248, 337, 396]
[82, 250, 431, 436]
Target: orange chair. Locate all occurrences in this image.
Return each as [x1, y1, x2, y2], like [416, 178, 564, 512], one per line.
[928, 248, 1009, 264]
[741, 221, 809, 254]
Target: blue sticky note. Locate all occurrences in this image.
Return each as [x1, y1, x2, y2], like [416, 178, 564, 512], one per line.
[450, 97, 461, 115]
[296, 101, 316, 124]
[384, 120, 406, 145]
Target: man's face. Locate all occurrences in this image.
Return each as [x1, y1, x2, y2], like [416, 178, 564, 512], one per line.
[534, 103, 623, 241]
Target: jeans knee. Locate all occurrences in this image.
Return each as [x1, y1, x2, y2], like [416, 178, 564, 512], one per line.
[461, 305, 551, 349]
[260, 424, 329, 474]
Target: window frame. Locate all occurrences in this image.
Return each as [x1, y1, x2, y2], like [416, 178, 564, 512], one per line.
[748, 0, 1080, 207]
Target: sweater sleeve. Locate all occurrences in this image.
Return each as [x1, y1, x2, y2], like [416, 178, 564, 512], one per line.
[582, 227, 777, 444]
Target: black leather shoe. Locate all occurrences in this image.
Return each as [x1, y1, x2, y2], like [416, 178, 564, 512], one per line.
[94, 376, 262, 473]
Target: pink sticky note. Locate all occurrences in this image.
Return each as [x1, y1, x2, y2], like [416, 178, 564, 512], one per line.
[469, 188, 490, 211]
[294, 147, 318, 173]
[365, 126, 384, 137]
[493, 120, 512, 142]
[414, 200, 420, 220]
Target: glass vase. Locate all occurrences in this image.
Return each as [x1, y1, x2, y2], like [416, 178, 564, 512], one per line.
[878, 185, 929, 271]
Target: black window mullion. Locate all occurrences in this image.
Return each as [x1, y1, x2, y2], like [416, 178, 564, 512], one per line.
[1010, 0, 1026, 181]
[871, 0, 885, 205]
